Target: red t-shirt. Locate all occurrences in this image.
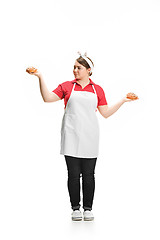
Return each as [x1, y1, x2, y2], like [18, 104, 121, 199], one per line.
[52, 78, 108, 111]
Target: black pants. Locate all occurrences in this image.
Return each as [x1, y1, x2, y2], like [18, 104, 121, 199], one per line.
[64, 155, 97, 211]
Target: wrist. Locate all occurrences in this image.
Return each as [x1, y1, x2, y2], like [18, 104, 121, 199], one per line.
[121, 98, 126, 104]
[38, 73, 43, 79]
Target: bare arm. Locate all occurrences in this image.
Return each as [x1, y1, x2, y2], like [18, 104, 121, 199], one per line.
[98, 97, 138, 118]
[27, 69, 61, 102]
[38, 74, 61, 102]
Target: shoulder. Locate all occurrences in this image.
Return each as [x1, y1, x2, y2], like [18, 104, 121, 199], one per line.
[93, 83, 105, 95]
[55, 81, 73, 92]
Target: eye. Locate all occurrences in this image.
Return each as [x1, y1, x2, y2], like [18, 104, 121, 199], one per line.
[78, 67, 81, 70]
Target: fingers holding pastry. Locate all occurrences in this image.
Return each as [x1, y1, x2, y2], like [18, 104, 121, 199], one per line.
[26, 67, 38, 74]
[26, 66, 42, 77]
[126, 92, 139, 100]
[123, 92, 139, 102]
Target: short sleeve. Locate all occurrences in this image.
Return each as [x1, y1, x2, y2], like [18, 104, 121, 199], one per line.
[97, 86, 108, 106]
[52, 84, 65, 99]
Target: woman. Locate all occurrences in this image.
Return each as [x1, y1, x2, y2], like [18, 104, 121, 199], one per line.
[27, 52, 138, 221]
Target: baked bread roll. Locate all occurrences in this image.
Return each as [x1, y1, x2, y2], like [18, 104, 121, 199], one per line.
[26, 67, 38, 74]
[126, 92, 138, 100]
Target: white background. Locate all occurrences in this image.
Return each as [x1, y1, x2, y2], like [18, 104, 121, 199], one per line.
[0, 0, 160, 239]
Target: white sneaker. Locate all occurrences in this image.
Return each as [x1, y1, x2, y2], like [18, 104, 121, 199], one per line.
[71, 210, 82, 221]
[83, 210, 94, 221]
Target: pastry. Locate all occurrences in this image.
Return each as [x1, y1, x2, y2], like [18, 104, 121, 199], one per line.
[126, 92, 138, 100]
[26, 67, 38, 74]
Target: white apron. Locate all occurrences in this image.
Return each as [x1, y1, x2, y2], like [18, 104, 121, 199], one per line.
[60, 82, 100, 158]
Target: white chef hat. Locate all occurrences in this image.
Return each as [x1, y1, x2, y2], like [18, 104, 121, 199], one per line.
[77, 51, 94, 73]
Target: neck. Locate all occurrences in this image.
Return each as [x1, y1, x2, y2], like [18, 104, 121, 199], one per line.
[76, 76, 90, 84]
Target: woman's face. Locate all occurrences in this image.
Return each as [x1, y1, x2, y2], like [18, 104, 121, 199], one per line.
[73, 60, 91, 80]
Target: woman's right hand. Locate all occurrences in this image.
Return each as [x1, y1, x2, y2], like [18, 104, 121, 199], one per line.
[26, 67, 42, 78]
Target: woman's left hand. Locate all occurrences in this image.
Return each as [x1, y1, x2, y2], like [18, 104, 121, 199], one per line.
[123, 97, 133, 102]
[123, 92, 139, 102]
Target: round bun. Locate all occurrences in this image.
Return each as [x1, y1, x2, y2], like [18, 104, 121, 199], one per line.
[26, 67, 38, 74]
[126, 92, 139, 100]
